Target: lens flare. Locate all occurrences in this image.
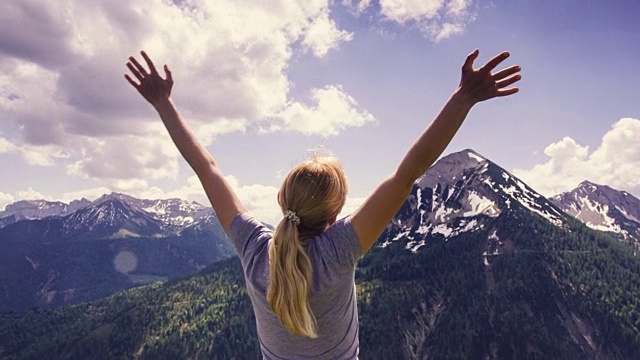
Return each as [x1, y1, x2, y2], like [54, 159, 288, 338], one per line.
[114, 251, 138, 273]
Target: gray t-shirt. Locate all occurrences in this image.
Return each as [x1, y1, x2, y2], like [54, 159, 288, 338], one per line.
[229, 212, 362, 359]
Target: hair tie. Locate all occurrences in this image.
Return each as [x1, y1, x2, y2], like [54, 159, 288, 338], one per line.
[284, 210, 301, 225]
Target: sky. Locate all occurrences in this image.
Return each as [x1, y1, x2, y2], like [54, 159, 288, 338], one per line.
[1, 0, 639, 225]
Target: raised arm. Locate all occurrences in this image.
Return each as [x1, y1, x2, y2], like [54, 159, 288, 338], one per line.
[125, 51, 245, 234]
[350, 49, 521, 253]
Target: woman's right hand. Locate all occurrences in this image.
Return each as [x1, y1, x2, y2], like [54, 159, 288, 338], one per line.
[125, 51, 174, 107]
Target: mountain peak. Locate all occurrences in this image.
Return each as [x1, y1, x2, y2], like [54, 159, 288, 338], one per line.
[579, 180, 597, 186]
[417, 149, 489, 189]
[92, 192, 136, 206]
[573, 181, 625, 198]
[440, 148, 487, 164]
[577, 180, 602, 191]
[551, 181, 640, 241]
[386, 148, 568, 252]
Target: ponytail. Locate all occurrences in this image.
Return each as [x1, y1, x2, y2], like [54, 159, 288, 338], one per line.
[267, 155, 348, 338]
[268, 217, 318, 338]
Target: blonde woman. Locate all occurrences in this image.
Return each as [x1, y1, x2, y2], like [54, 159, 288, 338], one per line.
[125, 49, 520, 359]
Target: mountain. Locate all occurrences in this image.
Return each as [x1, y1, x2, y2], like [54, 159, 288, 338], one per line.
[359, 150, 640, 359]
[1, 149, 638, 359]
[92, 193, 211, 231]
[0, 194, 234, 313]
[0, 193, 211, 232]
[550, 180, 640, 242]
[380, 149, 567, 253]
[62, 197, 166, 239]
[0, 198, 91, 228]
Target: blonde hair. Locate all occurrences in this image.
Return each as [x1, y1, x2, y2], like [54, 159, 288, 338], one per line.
[267, 155, 348, 338]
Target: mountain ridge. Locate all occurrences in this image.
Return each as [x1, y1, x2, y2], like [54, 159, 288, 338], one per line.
[0, 192, 234, 313]
[2, 149, 639, 359]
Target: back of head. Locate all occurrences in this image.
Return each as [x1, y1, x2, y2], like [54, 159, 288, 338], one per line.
[267, 155, 348, 338]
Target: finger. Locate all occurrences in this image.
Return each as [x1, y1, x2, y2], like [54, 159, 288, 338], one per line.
[492, 65, 521, 81]
[481, 51, 510, 73]
[124, 74, 140, 88]
[496, 87, 519, 97]
[164, 64, 173, 85]
[141, 51, 158, 75]
[496, 74, 521, 89]
[126, 63, 144, 81]
[128, 56, 148, 76]
[462, 49, 479, 72]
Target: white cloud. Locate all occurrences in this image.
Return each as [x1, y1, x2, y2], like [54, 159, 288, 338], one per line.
[302, 11, 354, 57]
[339, 195, 366, 218]
[15, 187, 49, 201]
[60, 187, 113, 203]
[424, 22, 465, 42]
[194, 119, 248, 146]
[342, 0, 373, 15]
[379, 0, 445, 22]
[141, 174, 282, 225]
[0, 137, 16, 153]
[0, 61, 69, 145]
[19, 144, 71, 166]
[513, 118, 640, 197]
[273, 85, 375, 136]
[0, 193, 15, 211]
[142, 176, 207, 203]
[0, 0, 366, 187]
[350, 0, 475, 42]
[224, 175, 281, 226]
[66, 131, 179, 186]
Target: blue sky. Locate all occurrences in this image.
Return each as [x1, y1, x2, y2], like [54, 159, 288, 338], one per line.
[1, 0, 639, 224]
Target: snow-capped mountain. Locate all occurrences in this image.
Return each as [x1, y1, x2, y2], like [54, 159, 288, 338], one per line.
[0, 198, 91, 227]
[92, 193, 211, 231]
[550, 180, 640, 242]
[0, 192, 213, 235]
[357, 150, 640, 359]
[381, 149, 568, 253]
[0, 193, 233, 313]
[62, 197, 166, 239]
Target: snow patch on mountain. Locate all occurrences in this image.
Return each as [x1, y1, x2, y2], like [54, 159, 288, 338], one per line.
[433, 219, 481, 239]
[468, 151, 485, 162]
[464, 191, 499, 217]
[616, 206, 639, 223]
[434, 203, 455, 222]
[482, 229, 504, 267]
[25, 255, 40, 270]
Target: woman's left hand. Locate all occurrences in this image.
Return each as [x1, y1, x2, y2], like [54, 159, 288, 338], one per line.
[125, 51, 173, 107]
[457, 49, 521, 104]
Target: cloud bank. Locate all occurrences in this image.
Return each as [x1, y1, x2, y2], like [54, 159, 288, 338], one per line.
[344, 0, 476, 41]
[1, 0, 478, 212]
[513, 118, 640, 197]
[0, 0, 372, 190]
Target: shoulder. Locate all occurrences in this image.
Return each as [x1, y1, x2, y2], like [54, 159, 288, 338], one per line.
[228, 212, 272, 258]
[312, 216, 362, 267]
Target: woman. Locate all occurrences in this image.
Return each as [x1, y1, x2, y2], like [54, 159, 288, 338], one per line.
[125, 49, 520, 359]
